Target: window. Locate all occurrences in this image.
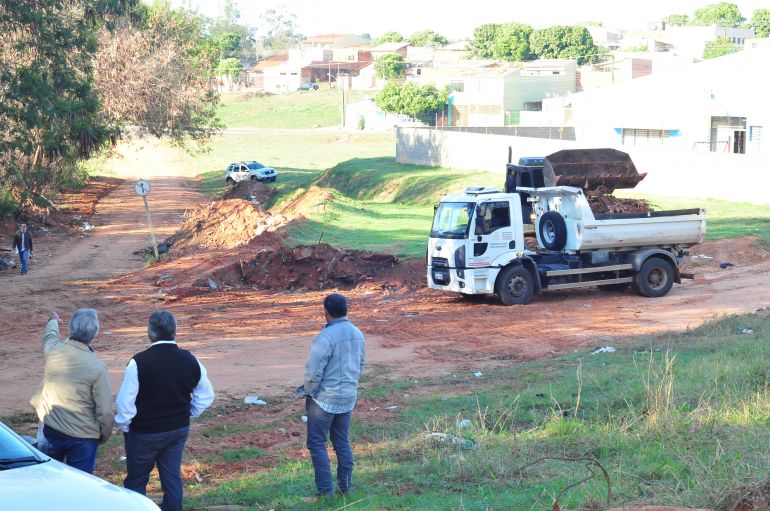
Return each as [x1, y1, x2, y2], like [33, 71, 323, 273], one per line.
[621, 128, 670, 145]
[476, 201, 511, 235]
[449, 80, 465, 93]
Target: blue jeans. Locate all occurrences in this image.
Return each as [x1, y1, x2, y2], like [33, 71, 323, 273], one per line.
[305, 397, 354, 496]
[43, 425, 98, 474]
[19, 250, 28, 274]
[124, 426, 189, 511]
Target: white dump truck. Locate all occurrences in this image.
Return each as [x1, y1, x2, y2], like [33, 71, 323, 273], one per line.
[426, 149, 706, 305]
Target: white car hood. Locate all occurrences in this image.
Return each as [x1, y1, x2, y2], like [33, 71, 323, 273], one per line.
[0, 459, 158, 510]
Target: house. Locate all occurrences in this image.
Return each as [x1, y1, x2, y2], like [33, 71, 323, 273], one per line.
[299, 34, 368, 51]
[407, 59, 577, 126]
[244, 53, 289, 90]
[434, 41, 471, 64]
[569, 45, 770, 155]
[585, 26, 622, 51]
[370, 42, 409, 60]
[620, 24, 754, 59]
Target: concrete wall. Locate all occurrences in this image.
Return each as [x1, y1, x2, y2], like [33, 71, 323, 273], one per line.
[396, 127, 770, 204]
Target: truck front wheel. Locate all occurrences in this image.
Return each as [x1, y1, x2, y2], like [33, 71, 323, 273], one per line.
[497, 266, 535, 305]
[634, 257, 674, 297]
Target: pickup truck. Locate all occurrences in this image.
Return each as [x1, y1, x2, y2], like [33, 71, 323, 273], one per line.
[427, 150, 706, 305]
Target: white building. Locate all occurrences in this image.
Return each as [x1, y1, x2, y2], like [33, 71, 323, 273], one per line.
[570, 45, 769, 155]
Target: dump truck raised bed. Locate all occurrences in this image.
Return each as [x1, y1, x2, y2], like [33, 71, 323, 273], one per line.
[427, 150, 706, 305]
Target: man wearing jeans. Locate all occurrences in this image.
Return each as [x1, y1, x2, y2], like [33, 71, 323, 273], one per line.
[30, 309, 113, 473]
[116, 311, 214, 511]
[303, 293, 366, 500]
[12, 223, 33, 274]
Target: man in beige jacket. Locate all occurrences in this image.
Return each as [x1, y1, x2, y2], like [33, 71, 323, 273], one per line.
[30, 309, 114, 473]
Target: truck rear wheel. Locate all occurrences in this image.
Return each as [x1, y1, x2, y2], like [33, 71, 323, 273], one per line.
[497, 266, 534, 305]
[538, 211, 567, 251]
[634, 257, 674, 297]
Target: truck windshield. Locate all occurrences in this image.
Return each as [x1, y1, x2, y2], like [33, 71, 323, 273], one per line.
[431, 202, 474, 239]
[246, 162, 265, 170]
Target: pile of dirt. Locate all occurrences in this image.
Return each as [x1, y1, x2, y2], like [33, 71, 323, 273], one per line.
[240, 235, 402, 290]
[165, 199, 273, 252]
[587, 186, 653, 215]
[222, 180, 277, 204]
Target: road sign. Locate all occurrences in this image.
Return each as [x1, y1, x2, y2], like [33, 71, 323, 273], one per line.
[134, 179, 150, 196]
[134, 180, 158, 258]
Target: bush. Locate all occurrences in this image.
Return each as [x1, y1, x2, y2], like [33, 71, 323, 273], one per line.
[0, 188, 20, 217]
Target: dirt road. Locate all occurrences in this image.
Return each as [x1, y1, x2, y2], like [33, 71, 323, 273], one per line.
[1, 157, 769, 416]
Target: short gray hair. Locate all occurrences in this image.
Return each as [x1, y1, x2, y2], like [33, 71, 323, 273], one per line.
[69, 309, 100, 344]
[147, 310, 176, 342]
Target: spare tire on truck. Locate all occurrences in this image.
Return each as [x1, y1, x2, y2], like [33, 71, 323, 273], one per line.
[538, 211, 567, 251]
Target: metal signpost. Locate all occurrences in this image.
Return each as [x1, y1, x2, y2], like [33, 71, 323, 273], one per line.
[134, 179, 159, 258]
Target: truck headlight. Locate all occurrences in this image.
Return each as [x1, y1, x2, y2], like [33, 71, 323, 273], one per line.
[454, 245, 466, 268]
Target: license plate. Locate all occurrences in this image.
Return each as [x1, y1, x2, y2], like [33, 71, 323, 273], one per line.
[433, 272, 444, 281]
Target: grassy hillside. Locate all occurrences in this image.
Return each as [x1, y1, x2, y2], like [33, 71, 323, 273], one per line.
[217, 90, 371, 129]
[187, 312, 770, 510]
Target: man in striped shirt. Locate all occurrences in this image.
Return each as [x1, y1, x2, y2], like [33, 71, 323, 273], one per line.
[302, 293, 366, 500]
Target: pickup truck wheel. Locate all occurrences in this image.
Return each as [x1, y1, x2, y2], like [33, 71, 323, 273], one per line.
[634, 257, 674, 297]
[497, 266, 534, 305]
[538, 211, 567, 251]
[226, 177, 235, 185]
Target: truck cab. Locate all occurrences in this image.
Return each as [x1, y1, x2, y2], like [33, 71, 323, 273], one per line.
[428, 187, 527, 295]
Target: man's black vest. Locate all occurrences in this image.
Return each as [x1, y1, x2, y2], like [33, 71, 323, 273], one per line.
[131, 343, 201, 434]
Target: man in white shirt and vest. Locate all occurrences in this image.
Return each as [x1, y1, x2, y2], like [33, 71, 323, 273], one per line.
[116, 310, 215, 511]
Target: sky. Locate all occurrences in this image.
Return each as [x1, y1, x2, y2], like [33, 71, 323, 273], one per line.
[173, 0, 770, 40]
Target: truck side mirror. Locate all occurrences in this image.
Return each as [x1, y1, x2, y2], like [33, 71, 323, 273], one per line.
[474, 216, 487, 235]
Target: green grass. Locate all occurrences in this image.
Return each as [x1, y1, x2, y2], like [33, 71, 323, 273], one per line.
[186, 312, 770, 510]
[281, 159, 501, 258]
[618, 192, 770, 244]
[221, 447, 264, 462]
[195, 131, 396, 198]
[217, 90, 372, 129]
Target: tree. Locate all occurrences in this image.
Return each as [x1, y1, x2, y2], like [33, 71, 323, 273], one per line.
[207, 0, 253, 58]
[752, 9, 770, 37]
[374, 54, 406, 80]
[93, 2, 221, 148]
[494, 22, 534, 61]
[377, 31, 403, 44]
[218, 32, 241, 58]
[530, 25, 599, 65]
[257, 5, 301, 51]
[216, 57, 243, 88]
[469, 23, 501, 59]
[374, 82, 402, 113]
[692, 2, 745, 27]
[664, 14, 690, 26]
[374, 82, 449, 121]
[408, 29, 448, 47]
[0, 0, 133, 209]
[703, 36, 739, 58]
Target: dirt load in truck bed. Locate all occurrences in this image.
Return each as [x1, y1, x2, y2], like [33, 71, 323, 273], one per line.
[544, 148, 647, 192]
